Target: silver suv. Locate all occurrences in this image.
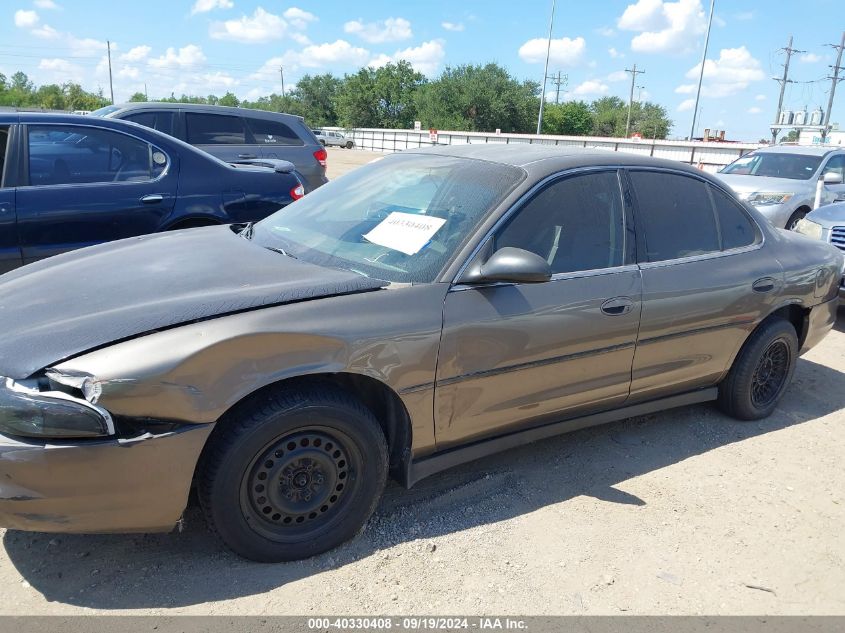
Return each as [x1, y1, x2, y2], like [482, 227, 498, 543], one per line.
[313, 129, 354, 149]
[717, 145, 845, 229]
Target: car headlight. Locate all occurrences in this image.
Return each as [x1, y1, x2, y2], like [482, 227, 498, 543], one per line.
[0, 377, 113, 439]
[793, 218, 823, 240]
[744, 192, 794, 205]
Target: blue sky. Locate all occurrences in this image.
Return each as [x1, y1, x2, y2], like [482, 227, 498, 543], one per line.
[3, 0, 843, 140]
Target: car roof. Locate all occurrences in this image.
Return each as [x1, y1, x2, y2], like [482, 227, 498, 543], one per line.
[108, 102, 303, 121]
[750, 145, 842, 156]
[404, 143, 711, 176]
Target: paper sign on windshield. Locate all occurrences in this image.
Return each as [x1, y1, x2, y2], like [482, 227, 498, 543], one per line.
[363, 212, 447, 256]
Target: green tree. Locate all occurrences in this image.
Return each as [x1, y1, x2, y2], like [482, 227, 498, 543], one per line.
[589, 96, 626, 136]
[542, 100, 593, 135]
[415, 63, 539, 132]
[337, 61, 425, 128]
[587, 97, 671, 139]
[35, 84, 66, 110]
[128, 92, 147, 102]
[293, 73, 342, 126]
[218, 91, 240, 107]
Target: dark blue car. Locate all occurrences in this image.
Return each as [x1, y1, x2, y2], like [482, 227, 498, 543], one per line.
[0, 113, 304, 274]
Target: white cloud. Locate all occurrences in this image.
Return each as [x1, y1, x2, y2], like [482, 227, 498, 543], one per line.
[747, 106, 762, 114]
[191, 0, 233, 15]
[148, 44, 206, 69]
[117, 65, 141, 80]
[32, 23, 59, 39]
[607, 70, 628, 82]
[38, 57, 75, 72]
[283, 7, 317, 29]
[344, 17, 412, 44]
[518, 36, 586, 67]
[120, 45, 151, 62]
[210, 8, 287, 43]
[618, 0, 706, 54]
[799, 53, 821, 63]
[441, 21, 464, 32]
[755, 94, 766, 101]
[681, 46, 765, 98]
[369, 39, 445, 76]
[266, 40, 371, 73]
[34, 0, 59, 8]
[571, 80, 609, 96]
[677, 98, 695, 112]
[608, 47, 623, 58]
[67, 35, 108, 55]
[596, 26, 616, 37]
[14, 9, 39, 28]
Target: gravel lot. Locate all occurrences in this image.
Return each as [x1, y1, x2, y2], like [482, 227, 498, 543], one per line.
[1, 147, 843, 615]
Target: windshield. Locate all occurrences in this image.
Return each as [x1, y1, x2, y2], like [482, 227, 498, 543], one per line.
[89, 105, 122, 117]
[251, 152, 525, 283]
[720, 152, 822, 180]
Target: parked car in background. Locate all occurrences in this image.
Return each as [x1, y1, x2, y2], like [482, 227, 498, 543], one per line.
[0, 113, 304, 273]
[91, 103, 328, 192]
[794, 202, 845, 302]
[0, 145, 841, 562]
[717, 145, 845, 229]
[313, 129, 355, 149]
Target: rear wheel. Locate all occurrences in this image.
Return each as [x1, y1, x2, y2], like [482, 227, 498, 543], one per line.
[198, 385, 388, 562]
[345, 141, 354, 149]
[718, 317, 798, 420]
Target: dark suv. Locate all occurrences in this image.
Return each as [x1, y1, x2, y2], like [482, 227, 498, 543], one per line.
[91, 103, 328, 192]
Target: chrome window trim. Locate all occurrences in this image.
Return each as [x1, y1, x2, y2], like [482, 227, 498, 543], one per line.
[19, 122, 172, 189]
[450, 262, 641, 292]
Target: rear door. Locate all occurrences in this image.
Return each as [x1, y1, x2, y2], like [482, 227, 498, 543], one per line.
[183, 111, 256, 161]
[627, 169, 777, 400]
[16, 122, 177, 263]
[0, 123, 22, 273]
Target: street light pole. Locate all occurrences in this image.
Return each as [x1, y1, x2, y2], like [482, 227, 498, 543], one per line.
[689, 0, 715, 141]
[536, 0, 556, 135]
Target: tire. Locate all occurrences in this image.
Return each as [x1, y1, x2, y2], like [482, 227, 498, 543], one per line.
[785, 208, 808, 230]
[718, 317, 799, 420]
[345, 141, 354, 149]
[319, 139, 326, 146]
[198, 385, 388, 562]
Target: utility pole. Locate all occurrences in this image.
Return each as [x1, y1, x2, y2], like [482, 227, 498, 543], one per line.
[689, 0, 715, 141]
[144, 83, 148, 101]
[771, 35, 803, 144]
[822, 31, 845, 142]
[106, 40, 114, 105]
[545, 71, 567, 104]
[536, 0, 556, 134]
[280, 66, 285, 96]
[624, 63, 645, 138]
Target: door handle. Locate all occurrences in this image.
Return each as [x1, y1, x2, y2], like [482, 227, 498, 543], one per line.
[752, 277, 776, 293]
[0, 204, 9, 215]
[601, 297, 635, 316]
[238, 153, 257, 159]
[140, 194, 164, 204]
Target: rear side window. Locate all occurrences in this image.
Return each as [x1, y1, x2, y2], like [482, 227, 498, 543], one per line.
[708, 185, 759, 250]
[185, 113, 247, 145]
[123, 111, 176, 137]
[629, 171, 720, 262]
[246, 117, 303, 146]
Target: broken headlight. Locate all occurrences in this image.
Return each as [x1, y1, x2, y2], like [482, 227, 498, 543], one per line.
[0, 378, 112, 439]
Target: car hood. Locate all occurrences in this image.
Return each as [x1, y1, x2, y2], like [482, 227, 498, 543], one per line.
[715, 173, 812, 196]
[806, 202, 845, 227]
[0, 226, 386, 379]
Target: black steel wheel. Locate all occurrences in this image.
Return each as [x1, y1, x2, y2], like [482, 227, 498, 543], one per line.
[718, 317, 798, 420]
[199, 385, 388, 562]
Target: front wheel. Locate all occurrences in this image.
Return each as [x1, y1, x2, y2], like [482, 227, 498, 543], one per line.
[785, 209, 807, 230]
[198, 385, 388, 562]
[345, 141, 354, 149]
[718, 317, 798, 420]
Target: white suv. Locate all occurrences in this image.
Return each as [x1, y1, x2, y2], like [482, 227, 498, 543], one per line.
[313, 129, 354, 149]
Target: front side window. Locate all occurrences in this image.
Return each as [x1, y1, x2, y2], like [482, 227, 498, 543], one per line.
[251, 153, 525, 283]
[720, 152, 823, 180]
[822, 155, 845, 180]
[27, 125, 158, 186]
[246, 117, 303, 146]
[494, 171, 626, 274]
[629, 171, 720, 262]
[185, 113, 247, 145]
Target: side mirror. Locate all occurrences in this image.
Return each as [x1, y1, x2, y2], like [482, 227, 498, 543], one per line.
[823, 171, 844, 185]
[460, 247, 552, 284]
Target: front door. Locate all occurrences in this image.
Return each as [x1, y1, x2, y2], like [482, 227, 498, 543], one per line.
[435, 170, 642, 448]
[626, 169, 779, 400]
[0, 123, 21, 273]
[821, 154, 845, 202]
[16, 123, 177, 263]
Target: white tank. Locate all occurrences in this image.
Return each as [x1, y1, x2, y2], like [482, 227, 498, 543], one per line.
[810, 108, 824, 126]
[794, 109, 807, 126]
[779, 110, 794, 125]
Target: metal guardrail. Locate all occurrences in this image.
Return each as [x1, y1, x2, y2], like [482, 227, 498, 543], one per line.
[324, 127, 763, 173]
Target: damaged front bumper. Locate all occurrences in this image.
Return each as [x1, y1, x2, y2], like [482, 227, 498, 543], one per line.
[0, 376, 213, 533]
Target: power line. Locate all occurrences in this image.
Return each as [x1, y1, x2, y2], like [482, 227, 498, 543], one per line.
[823, 31, 845, 141]
[771, 35, 804, 143]
[624, 63, 645, 138]
[545, 70, 567, 104]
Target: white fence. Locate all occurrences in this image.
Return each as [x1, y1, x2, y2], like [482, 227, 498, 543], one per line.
[325, 127, 762, 173]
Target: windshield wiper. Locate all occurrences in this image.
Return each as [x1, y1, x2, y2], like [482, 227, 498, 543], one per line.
[239, 221, 255, 240]
[265, 246, 297, 259]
